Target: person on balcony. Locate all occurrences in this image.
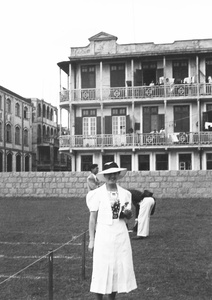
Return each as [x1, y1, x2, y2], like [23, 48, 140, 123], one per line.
[86, 162, 137, 299]
[87, 164, 100, 192]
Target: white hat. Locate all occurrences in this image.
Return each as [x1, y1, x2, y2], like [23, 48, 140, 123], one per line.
[96, 162, 127, 182]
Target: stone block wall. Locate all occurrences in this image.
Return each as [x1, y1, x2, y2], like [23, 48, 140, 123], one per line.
[0, 170, 212, 198]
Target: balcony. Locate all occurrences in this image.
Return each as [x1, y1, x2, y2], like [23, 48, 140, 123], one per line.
[37, 137, 59, 147]
[59, 132, 212, 151]
[59, 83, 212, 103]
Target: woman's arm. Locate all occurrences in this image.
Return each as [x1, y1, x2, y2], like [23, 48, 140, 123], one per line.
[88, 211, 98, 252]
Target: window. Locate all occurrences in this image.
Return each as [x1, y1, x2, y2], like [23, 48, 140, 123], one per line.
[82, 109, 96, 136]
[112, 108, 126, 116]
[24, 106, 28, 119]
[6, 98, 11, 113]
[120, 155, 131, 170]
[47, 107, 50, 119]
[81, 66, 95, 89]
[38, 103, 41, 117]
[110, 64, 125, 87]
[174, 105, 189, 132]
[143, 106, 159, 133]
[206, 153, 212, 170]
[24, 129, 29, 146]
[138, 154, 150, 170]
[16, 154, 21, 171]
[173, 60, 188, 84]
[25, 155, 30, 171]
[0, 95, 2, 109]
[179, 153, 191, 170]
[112, 115, 126, 135]
[81, 155, 92, 171]
[6, 124, 12, 143]
[142, 61, 157, 85]
[156, 153, 168, 170]
[7, 152, 12, 172]
[15, 103, 20, 117]
[206, 58, 212, 82]
[15, 126, 21, 145]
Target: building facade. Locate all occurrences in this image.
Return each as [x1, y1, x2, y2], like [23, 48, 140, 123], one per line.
[58, 32, 212, 171]
[0, 86, 32, 171]
[0, 86, 71, 172]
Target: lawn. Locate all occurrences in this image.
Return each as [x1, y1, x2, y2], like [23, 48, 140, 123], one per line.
[0, 196, 212, 300]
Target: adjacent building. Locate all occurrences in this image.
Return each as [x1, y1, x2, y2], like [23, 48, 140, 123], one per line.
[57, 32, 212, 171]
[0, 86, 71, 172]
[0, 85, 32, 172]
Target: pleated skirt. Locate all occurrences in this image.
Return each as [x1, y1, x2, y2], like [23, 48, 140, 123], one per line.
[90, 219, 137, 294]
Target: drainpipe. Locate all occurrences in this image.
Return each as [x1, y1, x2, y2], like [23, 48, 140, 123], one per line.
[196, 55, 202, 170]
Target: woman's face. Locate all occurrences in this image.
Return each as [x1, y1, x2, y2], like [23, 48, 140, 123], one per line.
[104, 172, 120, 184]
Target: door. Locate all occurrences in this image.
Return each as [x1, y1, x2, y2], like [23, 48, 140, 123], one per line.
[83, 117, 96, 146]
[112, 115, 126, 146]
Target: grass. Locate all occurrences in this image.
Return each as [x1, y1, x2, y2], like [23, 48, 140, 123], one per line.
[0, 196, 212, 299]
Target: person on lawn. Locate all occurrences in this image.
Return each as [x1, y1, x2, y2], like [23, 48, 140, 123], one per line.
[86, 162, 137, 299]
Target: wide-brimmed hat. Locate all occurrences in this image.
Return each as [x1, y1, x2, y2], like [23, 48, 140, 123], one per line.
[96, 162, 127, 182]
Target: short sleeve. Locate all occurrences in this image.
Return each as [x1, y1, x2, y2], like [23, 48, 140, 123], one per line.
[86, 189, 100, 211]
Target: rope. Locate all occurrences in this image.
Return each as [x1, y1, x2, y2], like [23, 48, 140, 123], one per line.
[0, 229, 88, 286]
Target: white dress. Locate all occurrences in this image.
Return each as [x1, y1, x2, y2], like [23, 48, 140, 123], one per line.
[86, 184, 137, 294]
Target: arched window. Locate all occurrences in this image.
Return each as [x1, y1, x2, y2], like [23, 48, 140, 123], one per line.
[50, 108, 53, 121]
[43, 125, 46, 139]
[16, 154, 21, 171]
[47, 126, 50, 138]
[24, 106, 28, 119]
[6, 124, 12, 143]
[7, 152, 12, 172]
[25, 155, 30, 171]
[47, 106, 50, 119]
[6, 98, 11, 113]
[38, 103, 41, 117]
[24, 129, 28, 146]
[15, 103, 20, 117]
[15, 126, 21, 144]
[43, 104, 46, 118]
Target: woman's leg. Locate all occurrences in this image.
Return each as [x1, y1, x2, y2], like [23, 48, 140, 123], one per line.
[95, 293, 103, 300]
[108, 292, 117, 299]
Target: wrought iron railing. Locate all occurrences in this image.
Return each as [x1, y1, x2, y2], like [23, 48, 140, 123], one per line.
[59, 83, 212, 103]
[59, 132, 212, 150]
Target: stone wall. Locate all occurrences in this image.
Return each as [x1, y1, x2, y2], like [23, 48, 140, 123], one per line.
[0, 171, 212, 198]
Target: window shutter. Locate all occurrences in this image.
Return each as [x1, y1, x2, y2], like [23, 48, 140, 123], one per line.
[158, 114, 165, 130]
[203, 112, 209, 131]
[97, 117, 101, 134]
[75, 117, 82, 135]
[105, 116, 112, 134]
[143, 114, 151, 133]
[126, 115, 131, 133]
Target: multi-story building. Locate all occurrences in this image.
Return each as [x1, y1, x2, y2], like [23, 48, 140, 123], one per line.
[0, 86, 71, 172]
[58, 32, 212, 171]
[0, 85, 32, 171]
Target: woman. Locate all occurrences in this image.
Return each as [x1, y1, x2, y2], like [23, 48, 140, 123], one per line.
[86, 162, 137, 300]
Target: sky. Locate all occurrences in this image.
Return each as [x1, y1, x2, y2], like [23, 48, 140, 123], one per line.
[1, 0, 212, 126]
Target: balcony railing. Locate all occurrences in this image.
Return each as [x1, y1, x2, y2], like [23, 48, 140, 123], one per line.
[59, 83, 212, 103]
[59, 132, 212, 150]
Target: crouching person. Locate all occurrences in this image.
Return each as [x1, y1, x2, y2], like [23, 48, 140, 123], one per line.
[129, 189, 156, 240]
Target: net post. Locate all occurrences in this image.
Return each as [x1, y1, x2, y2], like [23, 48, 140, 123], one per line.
[48, 249, 53, 300]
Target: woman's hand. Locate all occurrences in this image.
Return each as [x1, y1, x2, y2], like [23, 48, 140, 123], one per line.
[88, 239, 94, 253]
